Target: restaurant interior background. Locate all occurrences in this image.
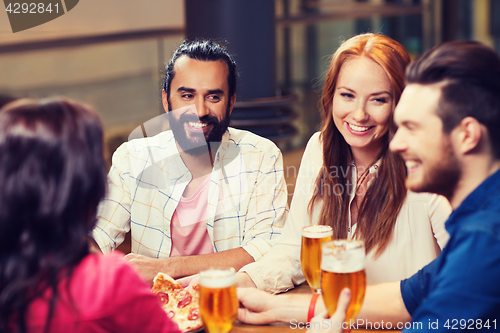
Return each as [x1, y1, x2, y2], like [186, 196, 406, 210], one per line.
[1, 0, 499, 204]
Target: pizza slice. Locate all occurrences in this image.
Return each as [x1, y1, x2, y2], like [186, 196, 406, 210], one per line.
[152, 273, 202, 332]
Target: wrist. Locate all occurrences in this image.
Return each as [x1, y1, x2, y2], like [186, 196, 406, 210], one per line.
[159, 256, 178, 278]
[315, 295, 325, 317]
[307, 293, 320, 322]
[274, 294, 312, 323]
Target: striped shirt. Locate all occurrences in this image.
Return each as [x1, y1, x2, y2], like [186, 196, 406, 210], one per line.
[93, 128, 288, 260]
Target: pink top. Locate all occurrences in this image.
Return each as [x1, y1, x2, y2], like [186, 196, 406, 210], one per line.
[170, 175, 214, 257]
[25, 253, 180, 333]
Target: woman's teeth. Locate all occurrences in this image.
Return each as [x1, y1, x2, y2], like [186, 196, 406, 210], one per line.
[348, 123, 370, 132]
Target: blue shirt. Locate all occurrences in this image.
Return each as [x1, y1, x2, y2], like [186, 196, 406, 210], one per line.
[401, 169, 500, 332]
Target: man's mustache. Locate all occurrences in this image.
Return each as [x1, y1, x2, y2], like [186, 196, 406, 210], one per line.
[179, 113, 220, 126]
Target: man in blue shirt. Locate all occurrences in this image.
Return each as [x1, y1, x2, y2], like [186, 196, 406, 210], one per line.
[386, 40, 500, 332]
[236, 40, 500, 332]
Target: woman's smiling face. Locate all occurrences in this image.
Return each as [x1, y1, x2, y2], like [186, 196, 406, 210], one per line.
[332, 56, 394, 155]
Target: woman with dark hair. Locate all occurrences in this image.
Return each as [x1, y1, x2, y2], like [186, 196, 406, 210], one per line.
[238, 33, 451, 292]
[0, 98, 180, 333]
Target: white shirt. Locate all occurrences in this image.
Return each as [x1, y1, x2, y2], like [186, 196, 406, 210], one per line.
[240, 132, 451, 293]
[93, 128, 288, 261]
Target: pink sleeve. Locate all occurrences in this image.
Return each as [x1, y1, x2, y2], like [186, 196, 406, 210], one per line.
[96, 255, 182, 333]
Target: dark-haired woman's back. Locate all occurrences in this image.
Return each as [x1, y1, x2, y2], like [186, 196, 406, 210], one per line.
[26, 253, 179, 333]
[0, 98, 180, 333]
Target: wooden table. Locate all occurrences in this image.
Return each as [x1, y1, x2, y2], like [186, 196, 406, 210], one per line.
[231, 284, 399, 333]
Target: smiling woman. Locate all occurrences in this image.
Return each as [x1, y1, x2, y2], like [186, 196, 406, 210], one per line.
[239, 33, 452, 293]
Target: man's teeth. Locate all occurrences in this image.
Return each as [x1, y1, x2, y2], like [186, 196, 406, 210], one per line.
[189, 122, 208, 128]
[348, 123, 370, 132]
[406, 161, 418, 169]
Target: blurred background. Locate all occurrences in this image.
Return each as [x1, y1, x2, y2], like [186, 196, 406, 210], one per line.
[1, 0, 498, 164]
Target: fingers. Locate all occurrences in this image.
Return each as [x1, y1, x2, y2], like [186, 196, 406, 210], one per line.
[177, 274, 199, 288]
[237, 305, 274, 325]
[124, 253, 140, 261]
[306, 290, 351, 333]
[330, 288, 351, 324]
[235, 272, 257, 288]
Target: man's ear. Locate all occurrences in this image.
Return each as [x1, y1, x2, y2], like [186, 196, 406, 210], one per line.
[228, 94, 236, 116]
[162, 90, 170, 113]
[456, 117, 483, 154]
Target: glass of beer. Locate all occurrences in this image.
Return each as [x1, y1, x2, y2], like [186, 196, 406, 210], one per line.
[199, 268, 238, 333]
[301, 225, 333, 293]
[321, 240, 366, 326]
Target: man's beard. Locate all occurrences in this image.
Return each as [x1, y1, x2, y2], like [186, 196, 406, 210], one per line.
[168, 102, 230, 156]
[407, 138, 461, 200]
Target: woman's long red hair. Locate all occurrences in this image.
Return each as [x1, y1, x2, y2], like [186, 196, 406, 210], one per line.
[309, 33, 410, 255]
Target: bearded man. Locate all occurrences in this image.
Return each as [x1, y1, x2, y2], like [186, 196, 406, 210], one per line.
[92, 40, 287, 282]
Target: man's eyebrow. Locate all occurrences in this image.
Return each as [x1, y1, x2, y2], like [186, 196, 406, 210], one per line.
[177, 87, 195, 93]
[208, 89, 224, 95]
[400, 120, 419, 128]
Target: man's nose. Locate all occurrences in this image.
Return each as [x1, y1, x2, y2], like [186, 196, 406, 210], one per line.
[389, 130, 406, 153]
[196, 98, 209, 119]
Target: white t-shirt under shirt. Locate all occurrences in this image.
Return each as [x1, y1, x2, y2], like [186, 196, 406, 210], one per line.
[170, 175, 214, 257]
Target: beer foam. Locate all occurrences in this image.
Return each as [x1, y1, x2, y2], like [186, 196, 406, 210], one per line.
[321, 240, 365, 273]
[199, 269, 236, 289]
[302, 225, 333, 238]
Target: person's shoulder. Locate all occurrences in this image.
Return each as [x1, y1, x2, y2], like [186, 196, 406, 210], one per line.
[111, 131, 175, 162]
[405, 191, 445, 204]
[227, 127, 280, 153]
[305, 132, 322, 150]
[70, 253, 136, 297]
[121, 131, 174, 152]
[78, 252, 130, 275]
[453, 205, 500, 241]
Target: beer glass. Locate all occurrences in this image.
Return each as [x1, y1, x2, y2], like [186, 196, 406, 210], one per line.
[199, 268, 238, 333]
[321, 240, 366, 326]
[300, 225, 333, 293]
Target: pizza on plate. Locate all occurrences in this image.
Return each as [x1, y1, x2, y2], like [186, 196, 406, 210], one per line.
[151, 273, 202, 332]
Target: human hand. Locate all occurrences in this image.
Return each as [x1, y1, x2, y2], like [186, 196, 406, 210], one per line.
[306, 288, 351, 333]
[177, 274, 199, 288]
[237, 288, 281, 324]
[124, 253, 166, 284]
[236, 272, 257, 288]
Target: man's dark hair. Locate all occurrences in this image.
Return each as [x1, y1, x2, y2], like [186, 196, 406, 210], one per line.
[163, 39, 237, 100]
[406, 40, 500, 158]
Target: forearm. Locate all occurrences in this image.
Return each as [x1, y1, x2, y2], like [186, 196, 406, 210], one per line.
[357, 282, 411, 326]
[160, 247, 255, 279]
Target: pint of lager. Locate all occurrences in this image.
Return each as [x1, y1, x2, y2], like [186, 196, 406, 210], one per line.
[301, 225, 333, 293]
[199, 269, 238, 333]
[321, 240, 366, 323]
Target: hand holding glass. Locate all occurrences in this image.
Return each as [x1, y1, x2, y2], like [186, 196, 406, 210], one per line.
[321, 239, 366, 325]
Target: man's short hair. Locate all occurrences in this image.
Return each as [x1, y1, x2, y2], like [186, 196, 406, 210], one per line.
[163, 40, 237, 100]
[406, 40, 500, 158]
